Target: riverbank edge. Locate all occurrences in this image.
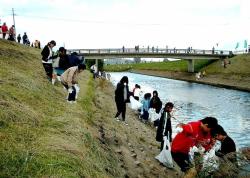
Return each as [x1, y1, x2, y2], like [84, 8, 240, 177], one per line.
[130, 69, 250, 92]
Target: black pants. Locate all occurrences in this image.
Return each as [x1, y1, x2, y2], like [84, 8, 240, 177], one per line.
[171, 151, 191, 172]
[62, 84, 76, 101]
[115, 101, 126, 121]
[42, 63, 53, 79]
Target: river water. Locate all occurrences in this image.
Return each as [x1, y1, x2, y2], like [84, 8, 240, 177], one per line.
[110, 72, 250, 149]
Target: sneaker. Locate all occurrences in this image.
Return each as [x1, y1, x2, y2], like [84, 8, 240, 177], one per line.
[67, 101, 73, 104]
[115, 117, 120, 121]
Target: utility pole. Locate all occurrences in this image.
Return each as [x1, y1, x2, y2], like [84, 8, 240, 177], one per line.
[12, 8, 16, 39]
[12, 8, 16, 27]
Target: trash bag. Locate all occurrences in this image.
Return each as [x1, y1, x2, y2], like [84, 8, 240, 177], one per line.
[202, 143, 220, 172]
[128, 96, 142, 110]
[148, 108, 161, 122]
[155, 136, 174, 168]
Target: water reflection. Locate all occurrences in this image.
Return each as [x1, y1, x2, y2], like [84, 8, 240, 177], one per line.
[110, 72, 250, 148]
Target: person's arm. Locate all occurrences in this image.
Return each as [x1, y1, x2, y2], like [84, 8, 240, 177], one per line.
[66, 69, 75, 87]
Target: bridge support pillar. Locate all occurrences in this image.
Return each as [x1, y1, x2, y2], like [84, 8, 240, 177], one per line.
[95, 59, 98, 72]
[187, 59, 194, 73]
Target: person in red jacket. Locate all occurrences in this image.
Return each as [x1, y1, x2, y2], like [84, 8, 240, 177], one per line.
[171, 117, 218, 173]
[1, 22, 8, 39]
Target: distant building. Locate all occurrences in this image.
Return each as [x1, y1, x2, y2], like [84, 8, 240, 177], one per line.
[104, 58, 134, 65]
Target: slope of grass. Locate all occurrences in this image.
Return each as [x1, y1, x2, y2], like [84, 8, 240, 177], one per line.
[0, 39, 121, 177]
[104, 59, 214, 72]
[202, 54, 250, 75]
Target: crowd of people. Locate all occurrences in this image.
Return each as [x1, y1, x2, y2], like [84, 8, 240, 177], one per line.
[114, 76, 237, 177]
[41, 40, 85, 103]
[0, 21, 40, 47]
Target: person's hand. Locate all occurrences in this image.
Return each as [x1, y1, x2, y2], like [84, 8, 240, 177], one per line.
[176, 123, 184, 128]
[68, 87, 73, 94]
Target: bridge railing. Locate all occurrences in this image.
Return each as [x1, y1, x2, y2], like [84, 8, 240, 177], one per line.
[68, 48, 232, 55]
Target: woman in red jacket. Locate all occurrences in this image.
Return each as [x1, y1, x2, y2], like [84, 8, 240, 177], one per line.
[171, 117, 218, 173]
[1, 22, 8, 39]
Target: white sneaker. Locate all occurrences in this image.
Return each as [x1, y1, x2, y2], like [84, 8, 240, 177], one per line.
[67, 101, 73, 104]
[115, 117, 120, 121]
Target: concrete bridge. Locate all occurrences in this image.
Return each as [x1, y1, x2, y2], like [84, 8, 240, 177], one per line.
[68, 48, 233, 72]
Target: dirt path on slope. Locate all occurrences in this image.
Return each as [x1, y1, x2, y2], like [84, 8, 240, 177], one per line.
[92, 79, 183, 178]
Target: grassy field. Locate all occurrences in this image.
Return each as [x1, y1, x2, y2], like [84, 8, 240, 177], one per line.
[104, 59, 214, 72]
[0, 39, 121, 177]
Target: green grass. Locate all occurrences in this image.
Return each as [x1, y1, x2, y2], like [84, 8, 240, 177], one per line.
[0, 39, 121, 178]
[202, 54, 250, 75]
[104, 59, 214, 72]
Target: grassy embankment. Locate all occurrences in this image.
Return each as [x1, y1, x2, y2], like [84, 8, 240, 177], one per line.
[104, 60, 213, 72]
[0, 39, 122, 177]
[104, 55, 250, 91]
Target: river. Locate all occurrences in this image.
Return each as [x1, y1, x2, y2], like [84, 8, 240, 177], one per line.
[109, 72, 250, 149]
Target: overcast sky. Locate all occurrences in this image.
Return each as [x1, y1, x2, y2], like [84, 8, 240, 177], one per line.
[0, 0, 249, 50]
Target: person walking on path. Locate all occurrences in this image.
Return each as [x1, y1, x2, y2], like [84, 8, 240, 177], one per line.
[17, 34, 21, 43]
[114, 76, 130, 125]
[171, 117, 218, 175]
[149, 90, 162, 126]
[1, 22, 8, 39]
[60, 63, 86, 103]
[156, 102, 174, 150]
[8, 25, 15, 41]
[41, 40, 57, 82]
[22, 32, 28, 45]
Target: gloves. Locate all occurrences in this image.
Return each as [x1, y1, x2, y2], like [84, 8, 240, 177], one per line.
[68, 87, 73, 94]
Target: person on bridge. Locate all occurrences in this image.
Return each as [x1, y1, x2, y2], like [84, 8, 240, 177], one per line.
[114, 76, 130, 125]
[156, 102, 174, 151]
[149, 90, 162, 126]
[60, 63, 86, 103]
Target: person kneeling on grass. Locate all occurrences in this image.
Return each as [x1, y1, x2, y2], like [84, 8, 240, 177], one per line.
[60, 63, 86, 103]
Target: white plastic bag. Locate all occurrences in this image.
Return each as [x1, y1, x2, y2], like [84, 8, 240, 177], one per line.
[148, 108, 161, 122]
[202, 142, 220, 172]
[74, 84, 80, 99]
[155, 136, 174, 168]
[129, 96, 142, 110]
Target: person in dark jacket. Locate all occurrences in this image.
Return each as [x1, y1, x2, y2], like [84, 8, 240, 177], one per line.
[22, 32, 28, 44]
[212, 125, 236, 159]
[41, 40, 57, 82]
[114, 76, 130, 125]
[156, 102, 174, 150]
[212, 125, 238, 177]
[149, 90, 162, 126]
[68, 52, 82, 67]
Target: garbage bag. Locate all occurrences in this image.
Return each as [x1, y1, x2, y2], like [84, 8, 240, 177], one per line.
[148, 108, 161, 122]
[129, 96, 142, 110]
[155, 136, 174, 168]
